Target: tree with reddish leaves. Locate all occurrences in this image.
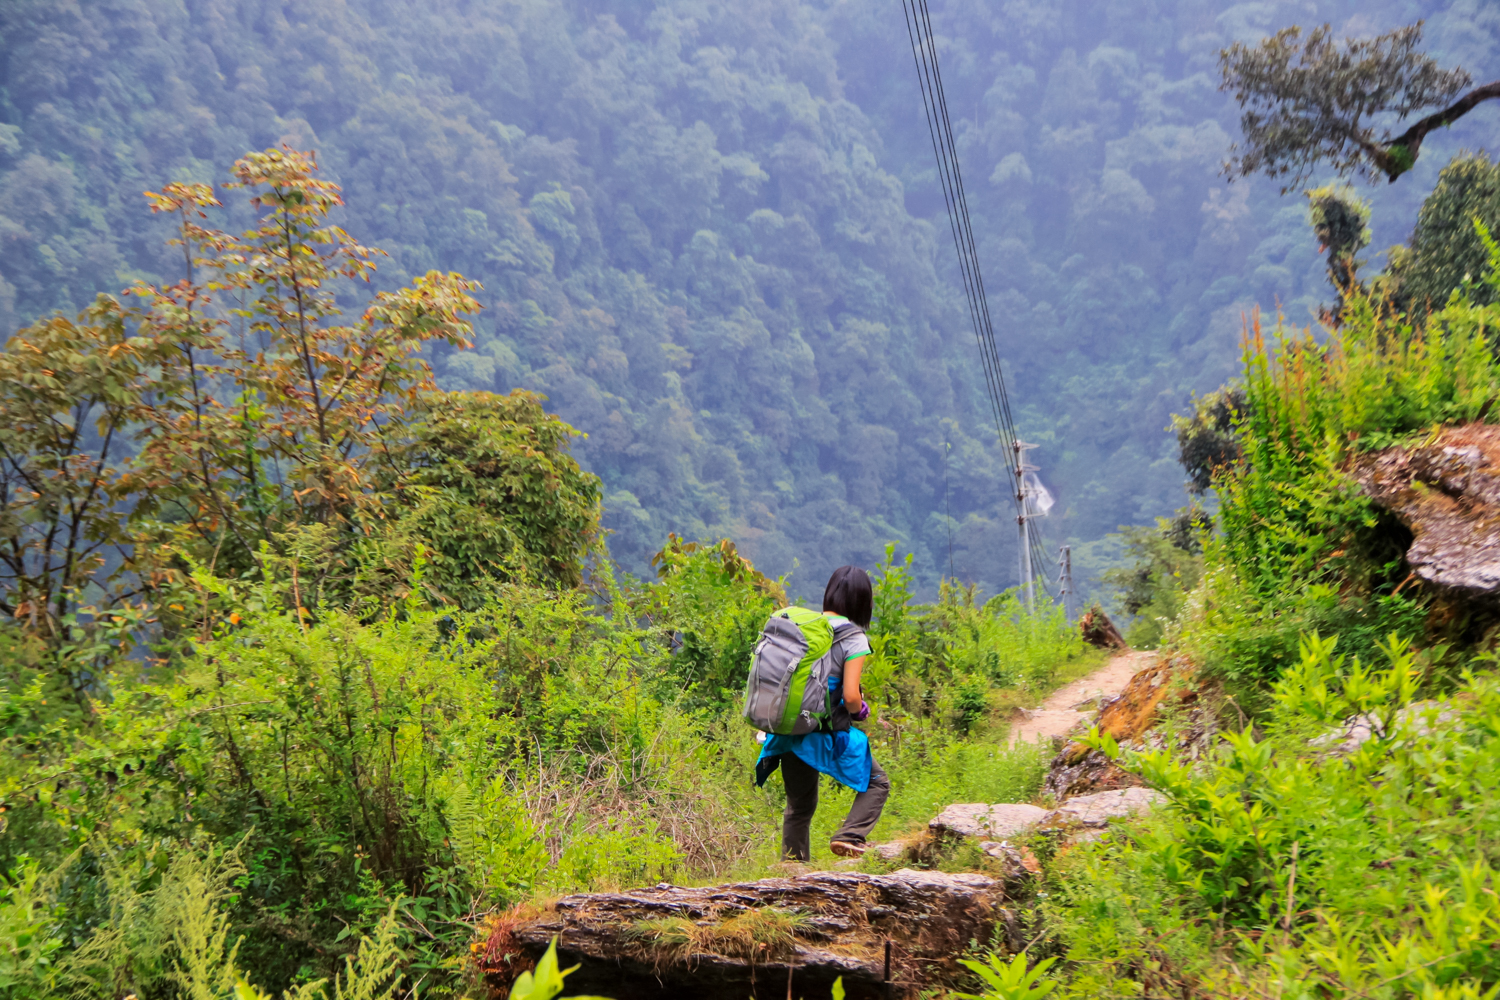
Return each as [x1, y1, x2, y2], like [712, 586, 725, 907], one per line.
[127, 148, 482, 579]
[0, 147, 483, 674]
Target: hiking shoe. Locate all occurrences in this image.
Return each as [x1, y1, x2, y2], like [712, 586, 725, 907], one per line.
[829, 840, 868, 858]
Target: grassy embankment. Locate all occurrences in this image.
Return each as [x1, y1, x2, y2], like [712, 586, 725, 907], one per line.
[1003, 239, 1500, 1000]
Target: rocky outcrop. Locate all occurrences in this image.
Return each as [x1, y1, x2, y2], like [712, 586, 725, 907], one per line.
[1354, 423, 1500, 599]
[479, 869, 1017, 999]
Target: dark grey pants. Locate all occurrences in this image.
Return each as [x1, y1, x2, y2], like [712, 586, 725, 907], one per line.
[779, 753, 890, 861]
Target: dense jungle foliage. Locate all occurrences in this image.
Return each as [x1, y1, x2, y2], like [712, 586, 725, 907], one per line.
[6, 2, 1500, 999]
[0, 145, 1099, 997]
[7, 141, 1498, 998]
[2, 0, 1497, 595]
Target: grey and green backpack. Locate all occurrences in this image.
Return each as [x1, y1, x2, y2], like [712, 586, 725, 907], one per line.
[742, 606, 861, 735]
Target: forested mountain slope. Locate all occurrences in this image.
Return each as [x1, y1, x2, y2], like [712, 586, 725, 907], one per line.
[0, 0, 1495, 593]
[827, 0, 1500, 573]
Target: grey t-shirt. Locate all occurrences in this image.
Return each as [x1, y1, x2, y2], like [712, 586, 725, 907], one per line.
[825, 615, 871, 703]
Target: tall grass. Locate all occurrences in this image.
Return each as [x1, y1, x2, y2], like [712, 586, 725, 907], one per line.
[1223, 241, 1500, 597]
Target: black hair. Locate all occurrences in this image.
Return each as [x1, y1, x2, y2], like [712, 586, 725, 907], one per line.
[822, 565, 873, 629]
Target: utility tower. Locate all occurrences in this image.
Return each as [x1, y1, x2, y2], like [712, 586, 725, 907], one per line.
[1012, 440, 1053, 611]
[1058, 544, 1073, 618]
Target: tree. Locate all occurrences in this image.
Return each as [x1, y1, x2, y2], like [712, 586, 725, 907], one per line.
[1172, 387, 1246, 495]
[1306, 185, 1372, 321]
[1384, 153, 1500, 312]
[1101, 515, 1205, 650]
[127, 150, 482, 581]
[377, 390, 603, 606]
[1220, 23, 1497, 190]
[0, 147, 486, 662]
[0, 298, 180, 680]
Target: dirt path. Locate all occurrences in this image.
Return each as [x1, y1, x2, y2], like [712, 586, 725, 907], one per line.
[1007, 649, 1157, 747]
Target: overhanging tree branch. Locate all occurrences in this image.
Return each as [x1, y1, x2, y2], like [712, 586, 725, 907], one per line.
[1220, 22, 1490, 189]
[1378, 80, 1500, 181]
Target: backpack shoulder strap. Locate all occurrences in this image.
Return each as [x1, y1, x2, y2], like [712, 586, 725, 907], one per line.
[830, 621, 870, 656]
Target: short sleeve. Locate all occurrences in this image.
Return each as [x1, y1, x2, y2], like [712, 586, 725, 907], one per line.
[839, 628, 871, 661]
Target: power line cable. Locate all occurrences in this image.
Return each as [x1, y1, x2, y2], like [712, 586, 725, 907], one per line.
[903, 0, 1052, 599]
[943, 435, 955, 580]
[900, 1, 1017, 474]
[913, 0, 1019, 437]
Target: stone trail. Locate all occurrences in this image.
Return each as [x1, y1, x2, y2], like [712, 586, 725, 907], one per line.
[1007, 649, 1157, 747]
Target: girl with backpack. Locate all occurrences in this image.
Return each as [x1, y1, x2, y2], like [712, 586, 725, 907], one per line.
[752, 565, 890, 860]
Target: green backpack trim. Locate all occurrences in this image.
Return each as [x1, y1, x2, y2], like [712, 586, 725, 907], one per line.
[776, 606, 834, 733]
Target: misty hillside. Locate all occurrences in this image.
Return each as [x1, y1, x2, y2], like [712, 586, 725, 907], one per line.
[1, 0, 1495, 594]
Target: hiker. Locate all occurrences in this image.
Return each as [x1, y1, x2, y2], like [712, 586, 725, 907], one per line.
[753, 565, 890, 860]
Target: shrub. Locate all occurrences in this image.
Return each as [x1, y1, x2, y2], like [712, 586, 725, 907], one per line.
[1040, 633, 1500, 999]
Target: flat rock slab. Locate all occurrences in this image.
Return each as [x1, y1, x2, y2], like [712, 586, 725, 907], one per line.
[479, 868, 1011, 999]
[1043, 787, 1165, 828]
[930, 802, 1047, 840]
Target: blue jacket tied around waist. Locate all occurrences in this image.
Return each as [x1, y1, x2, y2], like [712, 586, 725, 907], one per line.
[753, 619, 874, 793]
[755, 727, 873, 793]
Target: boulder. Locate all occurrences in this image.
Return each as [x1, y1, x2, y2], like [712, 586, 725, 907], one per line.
[1354, 424, 1500, 599]
[929, 802, 1047, 841]
[1313, 700, 1461, 754]
[478, 868, 1013, 999]
[1042, 745, 1142, 800]
[978, 841, 1042, 874]
[1042, 787, 1165, 829]
[1079, 606, 1128, 649]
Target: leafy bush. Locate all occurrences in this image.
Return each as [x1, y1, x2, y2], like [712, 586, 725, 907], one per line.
[954, 953, 1058, 1000]
[1037, 632, 1500, 999]
[648, 534, 784, 713]
[1100, 515, 1207, 650]
[1222, 276, 1500, 599]
[0, 849, 406, 1000]
[378, 390, 602, 602]
[1163, 229, 1500, 687]
[1385, 152, 1500, 312]
[930, 585, 1081, 692]
[864, 544, 1091, 729]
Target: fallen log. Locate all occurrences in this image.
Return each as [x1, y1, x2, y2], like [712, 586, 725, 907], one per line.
[478, 868, 1018, 999]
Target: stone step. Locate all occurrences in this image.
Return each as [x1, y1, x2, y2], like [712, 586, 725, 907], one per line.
[1042, 787, 1165, 828]
[929, 802, 1049, 841]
